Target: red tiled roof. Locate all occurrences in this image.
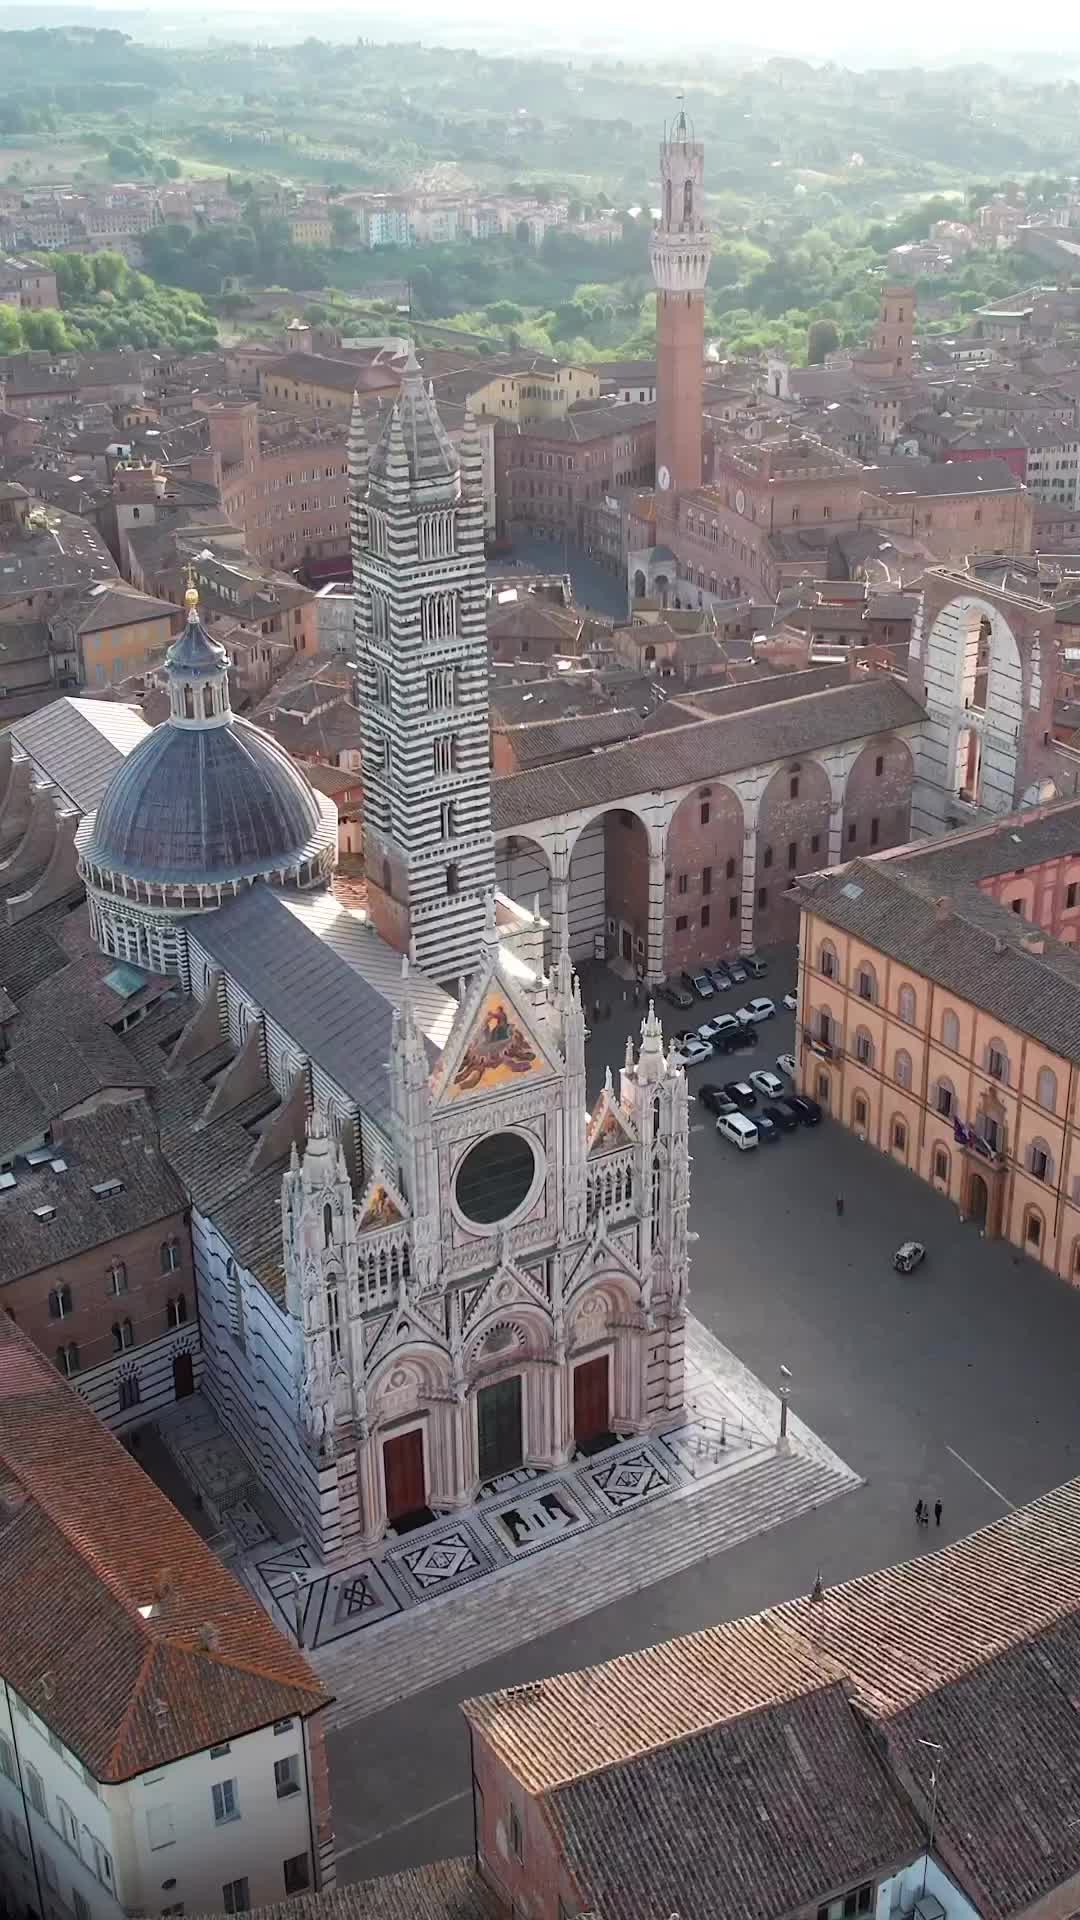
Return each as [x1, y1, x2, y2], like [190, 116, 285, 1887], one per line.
[0, 1316, 329, 1780]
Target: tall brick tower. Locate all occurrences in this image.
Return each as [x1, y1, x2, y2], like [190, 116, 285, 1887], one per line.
[650, 109, 712, 525]
[877, 284, 915, 378]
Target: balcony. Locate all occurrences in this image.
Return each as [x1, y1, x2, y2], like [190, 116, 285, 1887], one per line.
[803, 1026, 842, 1062]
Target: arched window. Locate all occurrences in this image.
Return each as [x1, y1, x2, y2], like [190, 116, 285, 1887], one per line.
[48, 1283, 72, 1321]
[112, 1319, 134, 1353]
[818, 941, 838, 980]
[326, 1275, 342, 1359]
[203, 683, 215, 718]
[853, 1093, 869, 1130]
[940, 1008, 960, 1051]
[897, 984, 916, 1026]
[932, 1145, 950, 1185]
[167, 1294, 187, 1329]
[664, 179, 672, 226]
[894, 1049, 912, 1089]
[683, 178, 693, 224]
[1036, 1066, 1058, 1112]
[1024, 1206, 1044, 1251]
[934, 1077, 955, 1119]
[382, 859, 391, 894]
[109, 1261, 127, 1296]
[856, 963, 878, 1004]
[323, 1202, 333, 1248]
[1071, 1237, 1080, 1281]
[160, 1238, 180, 1273]
[1028, 1138, 1054, 1183]
[446, 863, 459, 897]
[854, 1028, 874, 1067]
[183, 684, 194, 719]
[892, 1116, 907, 1152]
[55, 1343, 80, 1377]
[986, 1039, 1010, 1085]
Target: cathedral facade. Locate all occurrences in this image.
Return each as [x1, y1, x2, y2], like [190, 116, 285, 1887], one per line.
[72, 353, 692, 1566]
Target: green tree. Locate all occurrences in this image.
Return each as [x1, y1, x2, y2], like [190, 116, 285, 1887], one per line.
[20, 308, 71, 350]
[807, 317, 840, 363]
[0, 304, 22, 352]
[92, 251, 128, 294]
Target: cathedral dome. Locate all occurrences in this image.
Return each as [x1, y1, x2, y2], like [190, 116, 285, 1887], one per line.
[78, 584, 336, 898]
[85, 715, 328, 884]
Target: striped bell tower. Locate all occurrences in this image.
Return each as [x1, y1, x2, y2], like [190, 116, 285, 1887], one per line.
[352, 355, 495, 982]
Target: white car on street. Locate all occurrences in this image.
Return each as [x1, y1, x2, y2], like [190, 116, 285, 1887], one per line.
[672, 1036, 712, 1068]
[782, 992, 798, 1012]
[749, 1069, 784, 1100]
[735, 997, 776, 1025]
[777, 1053, 797, 1080]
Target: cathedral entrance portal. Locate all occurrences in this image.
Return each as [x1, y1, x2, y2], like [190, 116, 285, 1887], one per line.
[384, 1428, 427, 1525]
[477, 1375, 523, 1481]
[573, 1353, 611, 1448]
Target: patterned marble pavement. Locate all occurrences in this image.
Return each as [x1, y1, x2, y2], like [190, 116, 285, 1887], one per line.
[245, 1316, 845, 1655]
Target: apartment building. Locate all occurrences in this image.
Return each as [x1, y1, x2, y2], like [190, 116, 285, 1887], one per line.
[0, 1316, 333, 1920]
[795, 800, 1080, 1281]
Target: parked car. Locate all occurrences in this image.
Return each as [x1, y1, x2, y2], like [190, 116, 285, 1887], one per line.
[776, 1053, 797, 1079]
[749, 1069, 784, 1100]
[723, 1078, 757, 1109]
[690, 972, 715, 999]
[699, 1083, 737, 1117]
[744, 953, 768, 978]
[735, 997, 776, 1025]
[716, 1111, 759, 1150]
[728, 960, 747, 984]
[715, 1027, 758, 1054]
[707, 966, 732, 991]
[700, 1013, 740, 1046]
[709, 961, 733, 987]
[786, 1093, 823, 1126]
[754, 1111, 781, 1143]
[782, 991, 798, 1012]
[673, 1036, 712, 1067]
[894, 1240, 926, 1274]
[659, 980, 695, 1010]
[763, 1101, 798, 1132]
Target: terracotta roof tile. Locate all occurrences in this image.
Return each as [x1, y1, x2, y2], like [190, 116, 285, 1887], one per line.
[240, 1860, 498, 1920]
[0, 1315, 328, 1779]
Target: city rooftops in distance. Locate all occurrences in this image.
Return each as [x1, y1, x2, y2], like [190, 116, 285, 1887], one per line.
[864, 455, 1027, 496]
[0, 1311, 328, 1781]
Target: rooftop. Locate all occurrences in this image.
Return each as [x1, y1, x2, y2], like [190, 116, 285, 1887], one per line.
[0, 1101, 184, 1284]
[493, 678, 924, 831]
[0, 1312, 328, 1782]
[9, 695, 150, 814]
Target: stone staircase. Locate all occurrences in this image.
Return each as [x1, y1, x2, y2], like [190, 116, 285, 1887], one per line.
[316, 1444, 860, 1727]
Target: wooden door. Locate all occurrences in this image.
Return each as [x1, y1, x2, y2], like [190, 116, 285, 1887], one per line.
[383, 1429, 425, 1520]
[172, 1351, 194, 1400]
[573, 1354, 610, 1444]
[477, 1375, 523, 1481]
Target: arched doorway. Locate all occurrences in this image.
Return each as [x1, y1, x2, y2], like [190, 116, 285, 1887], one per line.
[966, 1171, 989, 1229]
[633, 569, 647, 599]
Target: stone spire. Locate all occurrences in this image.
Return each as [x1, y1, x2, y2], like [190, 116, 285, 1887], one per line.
[636, 1000, 668, 1085]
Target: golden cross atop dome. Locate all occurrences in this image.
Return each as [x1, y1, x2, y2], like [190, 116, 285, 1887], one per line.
[184, 562, 199, 612]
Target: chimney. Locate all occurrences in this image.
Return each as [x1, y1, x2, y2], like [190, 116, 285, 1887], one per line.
[198, 1621, 220, 1652]
[934, 895, 953, 923]
[1021, 932, 1046, 955]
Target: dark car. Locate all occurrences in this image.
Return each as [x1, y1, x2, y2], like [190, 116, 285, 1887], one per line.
[744, 953, 769, 978]
[708, 961, 732, 987]
[786, 1094, 823, 1126]
[763, 1101, 798, 1132]
[723, 1079, 757, 1109]
[699, 1083, 737, 1116]
[715, 1028, 757, 1054]
[755, 1111, 781, 1143]
[659, 980, 695, 1010]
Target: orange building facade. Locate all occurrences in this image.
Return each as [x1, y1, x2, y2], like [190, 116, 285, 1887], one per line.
[795, 804, 1080, 1284]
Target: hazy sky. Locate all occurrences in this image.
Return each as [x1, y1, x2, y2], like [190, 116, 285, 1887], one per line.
[42, 0, 1080, 60]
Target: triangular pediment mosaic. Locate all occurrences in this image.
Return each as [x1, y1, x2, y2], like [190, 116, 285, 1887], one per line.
[433, 956, 562, 1104]
[357, 1170, 409, 1233]
[587, 1088, 637, 1155]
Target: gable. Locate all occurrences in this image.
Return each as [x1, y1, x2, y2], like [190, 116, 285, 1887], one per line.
[588, 1088, 637, 1155]
[436, 970, 561, 1104]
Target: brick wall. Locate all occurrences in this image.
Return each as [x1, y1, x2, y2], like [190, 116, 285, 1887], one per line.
[6, 1207, 192, 1375]
[841, 738, 914, 860]
[663, 782, 743, 974]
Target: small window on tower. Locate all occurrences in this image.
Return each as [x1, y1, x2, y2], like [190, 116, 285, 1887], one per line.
[446, 864, 459, 897]
[683, 178, 693, 224]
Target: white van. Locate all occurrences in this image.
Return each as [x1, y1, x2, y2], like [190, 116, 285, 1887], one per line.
[716, 1111, 759, 1151]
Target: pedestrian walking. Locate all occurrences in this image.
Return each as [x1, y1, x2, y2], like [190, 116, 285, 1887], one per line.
[915, 1498, 924, 1525]
[919, 1498, 930, 1526]
[934, 1499, 943, 1527]
[835, 1193, 845, 1217]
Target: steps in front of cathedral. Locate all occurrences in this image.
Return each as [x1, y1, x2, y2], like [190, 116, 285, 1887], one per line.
[316, 1444, 860, 1727]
